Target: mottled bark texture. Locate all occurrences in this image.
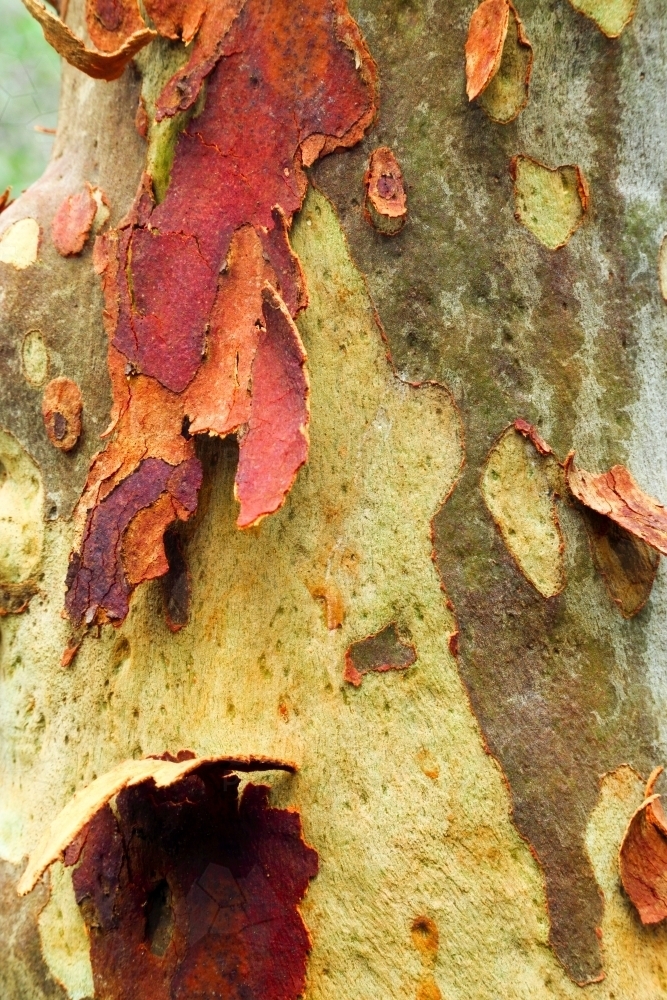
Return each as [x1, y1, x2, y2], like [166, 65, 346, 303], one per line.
[2, 0, 667, 998]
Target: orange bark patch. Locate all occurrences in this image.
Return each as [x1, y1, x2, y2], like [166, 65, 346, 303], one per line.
[42, 377, 83, 451]
[344, 622, 417, 686]
[51, 184, 100, 257]
[620, 767, 667, 924]
[364, 146, 407, 235]
[21, 0, 156, 80]
[85, 0, 146, 53]
[465, 0, 510, 101]
[566, 454, 667, 556]
[144, 0, 212, 42]
[0, 189, 10, 214]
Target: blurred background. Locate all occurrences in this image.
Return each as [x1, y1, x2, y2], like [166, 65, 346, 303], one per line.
[0, 0, 61, 197]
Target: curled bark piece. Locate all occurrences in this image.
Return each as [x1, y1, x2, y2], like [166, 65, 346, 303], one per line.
[51, 184, 102, 256]
[510, 155, 589, 250]
[364, 147, 407, 235]
[568, 0, 637, 38]
[514, 417, 552, 456]
[566, 454, 667, 556]
[619, 767, 667, 924]
[85, 0, 146, 53]
[659, 233, 667, 304]
[477, 1, 532, 123]
[465, 0, 510, 101]
[17, 752, 298, 896]
[20, 0, 156, 81]
[42, 376, 83, 451]
[344, 622, 417, 686]
[583, 510, 659, 619]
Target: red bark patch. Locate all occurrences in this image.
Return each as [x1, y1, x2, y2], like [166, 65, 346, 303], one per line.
[67, 0, 377, 627]
[51, 184, 100, 257]
[344, 622, 417, 686]
[513, 417, 552, 456]
[364, 146, 407, 236]
[42, 376, 83, 451]
[66, 766, 318, 1000]
[66, 457, 202, 626]
[620, 767, 667, 924]
[566, 454, 667, 556]
[465, 0, 510, 101]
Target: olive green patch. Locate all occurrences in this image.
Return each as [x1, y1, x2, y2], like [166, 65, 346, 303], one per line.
[568, 0, 637, 38]
[511, 156, 587, 251]
[481, 426, 564, 599]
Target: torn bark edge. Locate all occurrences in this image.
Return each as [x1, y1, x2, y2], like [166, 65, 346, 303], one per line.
[477, 2, 534, 125]
[0, 189, 11, 214]
[343, 622, 417, 687]
[509, 155, 590, 250]
[514, 417, 552, 456]
[20, 0, 156, 81]
[567, 0, 638, 39]
[17, 753, 298, 896]
[0, 580, 40, 616]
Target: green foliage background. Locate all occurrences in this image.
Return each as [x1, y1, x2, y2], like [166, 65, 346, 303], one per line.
[0, 0, 61, 197]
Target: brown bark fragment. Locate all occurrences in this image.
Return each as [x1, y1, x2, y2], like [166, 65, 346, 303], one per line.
[583, 510, 660, 619]
[161, 531, 190, 631]
[465, 0, 510, 101]
[0, 188, 11, 214]
[364, 147, 407, 235]
[566, 454, 667, 556]
[20, 0, 156, 81]
[620, 767, 667, 924]
[42, 377, 83, 452]
[51, 184, 100, 257]
[344, 622, 417, 686]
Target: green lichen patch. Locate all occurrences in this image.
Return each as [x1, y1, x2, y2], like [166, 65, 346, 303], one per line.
[511, 155, 589, 250]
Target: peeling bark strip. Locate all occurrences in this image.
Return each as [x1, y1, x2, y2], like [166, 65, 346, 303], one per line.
[64, 0, 377, 627]
[20, 0, 156, 81]
[344, 622, 417, 686]
[18, 755, 315, 1000]
[566, 455, 667, 556]
[620, 767, 667, 924]
[465, 0, 510, 101]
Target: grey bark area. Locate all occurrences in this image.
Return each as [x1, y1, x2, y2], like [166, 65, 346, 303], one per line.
[2, 0, 667, 996]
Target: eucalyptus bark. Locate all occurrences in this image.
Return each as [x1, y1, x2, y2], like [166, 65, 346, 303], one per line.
[2, 0, 667, 997]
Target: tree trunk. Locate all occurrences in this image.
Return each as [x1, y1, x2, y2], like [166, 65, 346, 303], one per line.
[2, 0, 667, 996]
